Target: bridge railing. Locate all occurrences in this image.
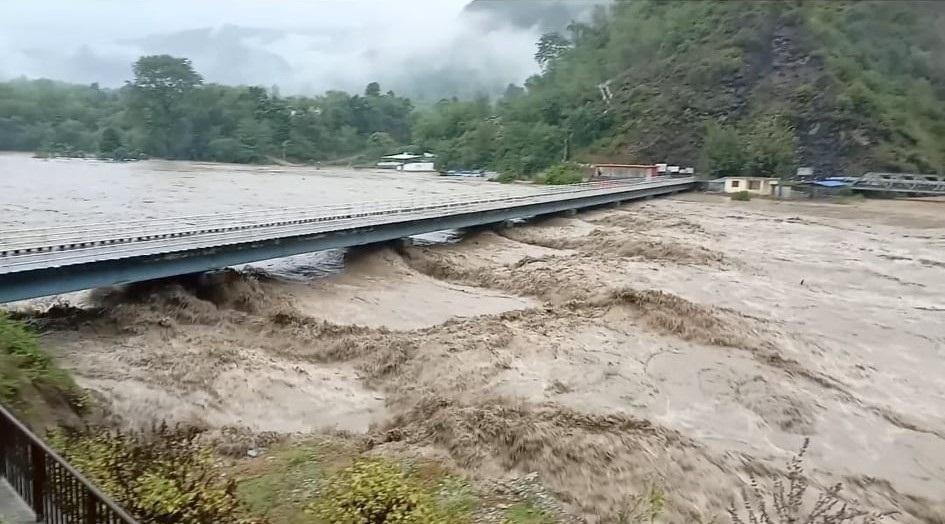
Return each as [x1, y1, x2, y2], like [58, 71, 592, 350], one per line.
[2, 176, 676, 239]
[0, 176, 692, 256]
[0, 403, 139, 524]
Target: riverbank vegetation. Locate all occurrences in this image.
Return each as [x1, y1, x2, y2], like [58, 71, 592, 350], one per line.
[50, 424, 265, 524]
[2, 1, 943, 178]
[0, 313, 82, 426]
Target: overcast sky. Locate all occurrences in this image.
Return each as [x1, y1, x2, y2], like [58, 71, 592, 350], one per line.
[0, 0, 545, 96]
[0, 0, 469, 41]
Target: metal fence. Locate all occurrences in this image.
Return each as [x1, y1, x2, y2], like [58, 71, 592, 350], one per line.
[0, 404, 138, 524]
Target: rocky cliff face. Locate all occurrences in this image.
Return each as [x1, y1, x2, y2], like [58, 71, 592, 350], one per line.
[539, 1, 945, 175]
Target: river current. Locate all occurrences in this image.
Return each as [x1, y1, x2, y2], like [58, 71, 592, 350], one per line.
[0, 153, 526, 278]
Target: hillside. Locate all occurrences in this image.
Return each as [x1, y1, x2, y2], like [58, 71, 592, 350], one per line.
[3, 1, 943, 176]
[593, 0, 945, 175]
[438, 0, 945, 177]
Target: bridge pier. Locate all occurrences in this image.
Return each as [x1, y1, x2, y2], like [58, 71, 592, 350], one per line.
[197, 268, 238, 287]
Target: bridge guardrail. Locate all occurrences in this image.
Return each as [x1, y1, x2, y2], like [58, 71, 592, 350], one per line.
[0, 177, 683, 246]
[0, 403, 139, 524]
[0, 177, 693, 260]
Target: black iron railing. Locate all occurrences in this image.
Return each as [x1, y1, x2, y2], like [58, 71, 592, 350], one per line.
[0, 403, 138, 524]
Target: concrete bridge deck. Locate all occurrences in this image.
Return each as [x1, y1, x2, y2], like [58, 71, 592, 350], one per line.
[0, 177, 695, 302]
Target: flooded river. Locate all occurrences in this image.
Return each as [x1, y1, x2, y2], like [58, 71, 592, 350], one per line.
[4, 153, 945, 520]
[0, 153, 533, 278]
[0, 153, 531, 229]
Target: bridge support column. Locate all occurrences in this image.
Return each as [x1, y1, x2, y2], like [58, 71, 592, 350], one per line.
[564, 209, 577, 217]
[197, 269, 234, 287]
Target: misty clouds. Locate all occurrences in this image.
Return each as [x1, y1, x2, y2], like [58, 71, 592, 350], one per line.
[0, 0, 576, 98]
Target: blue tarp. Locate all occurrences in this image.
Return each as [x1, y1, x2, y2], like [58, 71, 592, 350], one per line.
[813, 180, 849, 187]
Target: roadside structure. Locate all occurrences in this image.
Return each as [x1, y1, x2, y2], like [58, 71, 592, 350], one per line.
[377, 152, 436, 172]
[592, 164, 658, 180]
[708, 176, 780, 196]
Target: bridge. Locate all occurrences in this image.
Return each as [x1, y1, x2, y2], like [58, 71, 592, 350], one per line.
[851, 172, 945, 196]
[0, 177, 695, 303]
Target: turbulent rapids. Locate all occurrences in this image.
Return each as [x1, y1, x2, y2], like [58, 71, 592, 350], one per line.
[16, 194, 945, 522]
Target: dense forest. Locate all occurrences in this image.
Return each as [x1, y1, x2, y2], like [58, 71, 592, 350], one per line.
[1, 0, 944, 177]
[0, 58, 413, 164]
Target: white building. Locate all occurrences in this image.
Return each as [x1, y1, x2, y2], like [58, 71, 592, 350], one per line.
[378, 152, 436, 172]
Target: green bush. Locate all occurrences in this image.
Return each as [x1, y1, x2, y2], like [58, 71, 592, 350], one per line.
[541, 163, 584, 185]
[307, 459, 449, 524]
[51, 424, 265, 524]
[730, 191, 752, 201]
[494, 171, 520, 183]
[0, 313, 75, 408]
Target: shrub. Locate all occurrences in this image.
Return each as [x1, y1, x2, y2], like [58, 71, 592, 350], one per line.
[0, 313, 76, 407]
[51, 424, 266, 524]
[494, 171, 520, 183]
[729, 439, 893, 524]
[730, 191, 752, 201]
[542, 163, 584, 185]
[617, 484, 666, 524]
[307, 459, 448, 524]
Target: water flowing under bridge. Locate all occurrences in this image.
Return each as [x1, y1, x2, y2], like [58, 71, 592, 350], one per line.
[0, 177, 695, 303]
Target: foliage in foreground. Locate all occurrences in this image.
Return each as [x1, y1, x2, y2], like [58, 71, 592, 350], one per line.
[730, 191, 752, 201]
[306, 458, 451, 524]
[729, 439, 892, 524]
[0, 313, 76, 412]
[51, 424, 265, 524]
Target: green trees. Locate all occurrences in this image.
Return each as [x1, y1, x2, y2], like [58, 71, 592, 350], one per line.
[702, 122, 747, 178]
[3, 0, 941, 174]
[127, 55, 203, 158]
[743, 116, 798, 178]
[0, 79, 121, 155]
[540, 163, 584, 185]
[99, 127, 122, 157]
[535, 32, 571, 72]
[701, 117, 798, 179]
[0, 58, 417, 165]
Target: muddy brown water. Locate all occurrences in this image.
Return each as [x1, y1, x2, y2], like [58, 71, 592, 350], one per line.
[0, 152, 531, 278]
[5, 155, 945, 521]
[0, 153, 536, 228]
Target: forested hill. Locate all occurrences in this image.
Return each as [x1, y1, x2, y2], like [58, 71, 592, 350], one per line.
[507, 0, 945, 176]
[414, 0, 945, 177]
[1, 1, 943, 177]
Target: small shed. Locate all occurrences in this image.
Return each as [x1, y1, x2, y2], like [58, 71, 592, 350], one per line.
[720, 177, 779, 196]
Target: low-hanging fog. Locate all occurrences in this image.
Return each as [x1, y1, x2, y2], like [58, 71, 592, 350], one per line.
[0, 0, 603, 99]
